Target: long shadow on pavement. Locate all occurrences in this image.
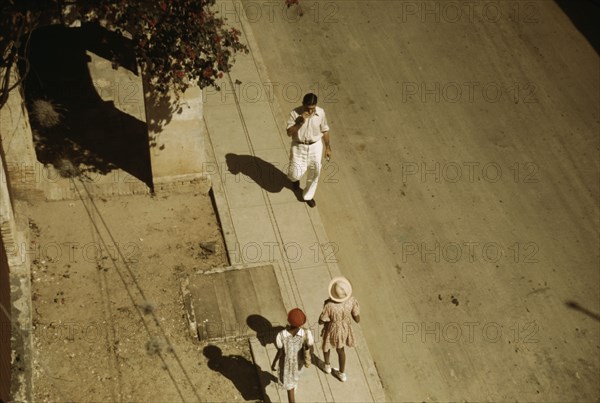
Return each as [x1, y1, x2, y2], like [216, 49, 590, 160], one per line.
[203, 344, 277, 402]
[225, 153, 303, 201]
[247, 314, 285, 347]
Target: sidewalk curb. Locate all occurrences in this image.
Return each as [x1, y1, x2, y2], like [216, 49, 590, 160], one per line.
[202, 119, 238, 266]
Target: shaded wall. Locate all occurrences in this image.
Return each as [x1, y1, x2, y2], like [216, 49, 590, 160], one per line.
[21, 24, 153, 188]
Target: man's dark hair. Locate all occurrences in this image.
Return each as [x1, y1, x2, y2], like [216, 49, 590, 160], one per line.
[302, 93, 318, 105]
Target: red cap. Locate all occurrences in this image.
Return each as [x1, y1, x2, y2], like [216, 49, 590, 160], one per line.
[287, 308, 306, 327]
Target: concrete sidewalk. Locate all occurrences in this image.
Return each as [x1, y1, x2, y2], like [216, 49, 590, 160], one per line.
[200, 1, 385, 401]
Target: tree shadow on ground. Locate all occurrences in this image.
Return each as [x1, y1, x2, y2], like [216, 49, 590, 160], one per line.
[20, 23, 153, 187]
[246, 314, 285, 347]
[203, 344, 277, 402]
[225, 153, 303, 201]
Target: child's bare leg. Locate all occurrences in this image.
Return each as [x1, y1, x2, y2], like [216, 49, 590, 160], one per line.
[337, 347, 346, 373]
[324, 349, 331, 365]
[287, 388, 296, 403]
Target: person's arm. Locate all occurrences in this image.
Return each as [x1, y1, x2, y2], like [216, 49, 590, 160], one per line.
[320, 109, 331, 158]
[307, 329, 315, 355]
[287, 113, 305, 137]
[351, 298, 360, 323]
[322, 131, 331, 159]
[318, 303, 329, 325]
[271, 348, 282, 371]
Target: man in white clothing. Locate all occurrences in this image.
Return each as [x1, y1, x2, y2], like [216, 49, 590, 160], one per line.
[286, 93, 331, 208]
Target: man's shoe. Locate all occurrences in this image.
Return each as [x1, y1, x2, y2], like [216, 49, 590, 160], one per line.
[306, 199, 316, 208]
[292, 180, 300, 190]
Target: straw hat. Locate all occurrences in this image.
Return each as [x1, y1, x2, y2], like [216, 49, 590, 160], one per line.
[328, 276, 352, 303]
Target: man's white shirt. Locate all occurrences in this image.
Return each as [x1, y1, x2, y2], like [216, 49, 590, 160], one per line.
[287, 106, 330, 143]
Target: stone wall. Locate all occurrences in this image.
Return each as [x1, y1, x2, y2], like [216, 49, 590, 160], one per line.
[145, 84, 211, 194]
[0, 68, 34, 402]
[0, 235, 10, 403]
[0, 149, 32, 403]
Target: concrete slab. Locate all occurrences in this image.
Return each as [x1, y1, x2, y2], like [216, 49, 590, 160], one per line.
[228, 205, 278, 266]
[270, 202, 324, 270]
[294, 365, 330, 403]
[250, 337, 284, 402]
[222, 170, 266, 209]
[228, 52, 264, 87]
[324, 347, 375, 403]
[238, 101, 284, 152]
[203, 102, 250, 156]
[288, 265, 331, 326]
[184, 264, 288, 341]
[202, 76, 237, 106]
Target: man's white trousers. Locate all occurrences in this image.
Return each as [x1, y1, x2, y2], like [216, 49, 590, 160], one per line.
[287, 141, 323, 201]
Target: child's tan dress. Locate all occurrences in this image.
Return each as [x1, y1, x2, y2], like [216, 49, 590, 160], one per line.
[319, 297, 360, 352]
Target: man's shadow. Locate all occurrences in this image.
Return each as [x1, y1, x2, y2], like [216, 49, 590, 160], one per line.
[203, 344, 277, 402]
[225, 153, 303, 201]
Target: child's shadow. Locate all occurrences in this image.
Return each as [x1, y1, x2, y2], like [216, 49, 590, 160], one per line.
[246, 314, 286, 346]
[308, 351, 326, 372]
[203, 345, 277, 402]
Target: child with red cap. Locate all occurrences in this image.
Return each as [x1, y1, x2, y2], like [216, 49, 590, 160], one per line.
[271, 308, 314, 403]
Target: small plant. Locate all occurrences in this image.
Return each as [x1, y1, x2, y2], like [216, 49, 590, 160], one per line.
[146, 337, 162, 355]
[55, 156, 80, 178]
[138, 301, 155, 315]
[30, 99, 64, 129]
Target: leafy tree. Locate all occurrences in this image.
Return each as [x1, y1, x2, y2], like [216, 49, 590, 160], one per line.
[0, 0, 250, 108]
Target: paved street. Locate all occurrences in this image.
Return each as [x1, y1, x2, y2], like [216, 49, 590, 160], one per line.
[231, 0, 600, 401]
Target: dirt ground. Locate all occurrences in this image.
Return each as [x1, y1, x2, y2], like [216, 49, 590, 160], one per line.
[25, 181, 264, 402]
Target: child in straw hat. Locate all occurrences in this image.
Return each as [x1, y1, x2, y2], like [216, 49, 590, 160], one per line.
[271, 308, 314, 402]
[318, 276, 360, 382]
